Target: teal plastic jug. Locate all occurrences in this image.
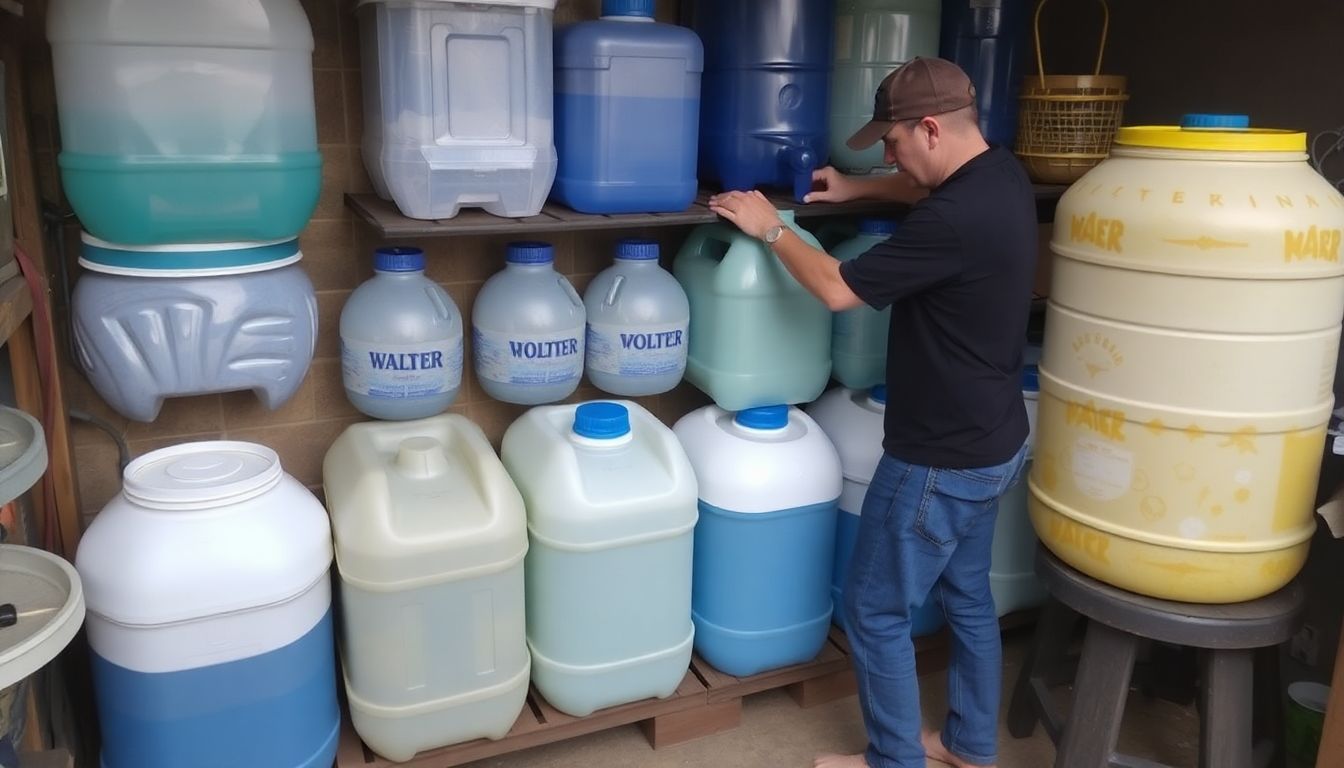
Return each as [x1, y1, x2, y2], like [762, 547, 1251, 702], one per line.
[830, 219, 895, 389]
[673, 210, 832, 411]
[829, 0, 942, 174]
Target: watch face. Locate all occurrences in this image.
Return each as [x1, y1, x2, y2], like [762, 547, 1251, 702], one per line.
[766, 226, 783, 243]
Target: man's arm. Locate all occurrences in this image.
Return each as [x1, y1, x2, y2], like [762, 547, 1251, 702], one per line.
[805, 167, 928, 205]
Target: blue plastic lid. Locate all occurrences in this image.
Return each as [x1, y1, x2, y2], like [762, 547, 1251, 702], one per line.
[734, 405, 790, 430]
[1022, 364, 1040, 393]
[858, 219, 899, 236]
[616, 239, 660, 261]
[869, 385, 887, 404]
[506, 241, 555, 264]
[573, 402, 631, 439]
[374, 246, 425, 272]
[1180, 113, 1251, 130]
[602, 0, 654, 17]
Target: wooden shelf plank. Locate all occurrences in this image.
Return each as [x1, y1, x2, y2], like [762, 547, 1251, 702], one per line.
[348, 185, 1069, 240]
[0, 276, 34, 347]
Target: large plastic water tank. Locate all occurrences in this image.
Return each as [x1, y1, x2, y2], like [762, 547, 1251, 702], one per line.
[46, 0, 321, 245]
[552, 0, 703, 214]
[1030, 115, 1344, 603]
[583, 239, 690, 397]
[830, 0, 941, 174]
[473, 242, 585, 405]
[990, 362, 1046, 616]
[673, 210, 832, 411]
[324, 416, 529, 761]
[938, 0, 1029, 148]
[829, 219, 895, 389]
[502, 401, 697, 716]
[71, 242, 317, 423]
[687, 0, 835, 202]
[341, 247, 464, 421]
[76, 442, 338, 768]
[358, 0, 558, 220]
[807, 386, 945, 636]
[674, 404, 841, 676]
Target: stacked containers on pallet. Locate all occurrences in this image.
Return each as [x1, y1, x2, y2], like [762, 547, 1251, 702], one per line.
[358, 0, 559, 219]
[76, 442, 338, 768]
[502, 401, 697, 716]
[674, 404, 841, 676]
[687, 0, 836, 202]
[324, 416, 530, 761]
[552, 0, 703, 213]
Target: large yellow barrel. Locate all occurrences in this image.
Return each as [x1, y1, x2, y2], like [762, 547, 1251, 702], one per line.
[1029, 115, 1344, 603]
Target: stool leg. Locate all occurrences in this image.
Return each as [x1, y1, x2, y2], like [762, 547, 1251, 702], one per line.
[1251, 646, 1283, 768]
[1200, 648, 1254, 768]
[1055, 621, 1137, 768]
[1008, 598, 1077, 739]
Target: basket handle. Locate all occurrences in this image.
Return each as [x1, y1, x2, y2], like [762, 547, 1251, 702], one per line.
[1033, 0, 1110, 87]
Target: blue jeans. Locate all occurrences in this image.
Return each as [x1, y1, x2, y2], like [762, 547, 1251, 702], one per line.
[843, 443, 1028, 768]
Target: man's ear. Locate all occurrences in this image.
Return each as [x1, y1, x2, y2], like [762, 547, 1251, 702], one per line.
[920, 116, 940, 150]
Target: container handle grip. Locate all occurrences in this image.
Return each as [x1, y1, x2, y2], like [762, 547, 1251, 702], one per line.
[1033, 0, 1110, 86]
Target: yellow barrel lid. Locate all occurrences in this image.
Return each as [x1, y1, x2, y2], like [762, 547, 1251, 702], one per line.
[1115, 113, 1306, 152]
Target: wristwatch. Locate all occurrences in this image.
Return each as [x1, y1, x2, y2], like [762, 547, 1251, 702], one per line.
[762, 223, 786, 245]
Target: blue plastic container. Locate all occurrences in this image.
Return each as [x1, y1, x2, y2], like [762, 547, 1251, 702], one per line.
[938, 0, 1029, 148]
[674, 404, 842, 677]
[552, 0, 703, 213]
[688, 0, 835, 202]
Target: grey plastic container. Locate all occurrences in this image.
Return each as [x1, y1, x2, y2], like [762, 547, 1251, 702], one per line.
[583, 239, 689, 397]
[72, 259, 317, 422]
[340, 247, 464, 420]
[472, 242, 585, 405]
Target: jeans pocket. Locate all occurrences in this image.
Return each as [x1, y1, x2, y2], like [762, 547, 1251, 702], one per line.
[915, 469, 1002, 547]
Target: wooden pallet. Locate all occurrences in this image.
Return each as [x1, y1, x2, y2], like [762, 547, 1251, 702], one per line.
[336, 613, 1032, 768]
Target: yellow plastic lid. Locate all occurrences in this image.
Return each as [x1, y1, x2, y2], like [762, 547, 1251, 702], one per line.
[1116, 120, 1306, 152]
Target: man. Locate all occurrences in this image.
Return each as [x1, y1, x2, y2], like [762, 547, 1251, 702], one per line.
[707, 57, 1036, 768]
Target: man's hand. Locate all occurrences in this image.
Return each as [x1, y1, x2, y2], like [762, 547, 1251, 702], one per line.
[707, 189, 783, 240]
[804, 167, 860, 204]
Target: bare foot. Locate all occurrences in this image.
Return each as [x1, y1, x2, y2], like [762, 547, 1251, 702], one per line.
[813, 753, 868, 768]
[922, 730, 996, 768]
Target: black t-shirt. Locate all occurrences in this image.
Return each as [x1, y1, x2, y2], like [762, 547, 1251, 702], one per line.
[838, 145, 1037, 468]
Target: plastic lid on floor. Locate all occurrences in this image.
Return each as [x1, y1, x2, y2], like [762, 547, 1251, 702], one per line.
[0, 407, 47, 509]
[0, 544, 85, 691]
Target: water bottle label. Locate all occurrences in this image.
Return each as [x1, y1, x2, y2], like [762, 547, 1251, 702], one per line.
[341, 337, 463, 399]
[586, 321, 688, 377]
[473, 327, 584, 386]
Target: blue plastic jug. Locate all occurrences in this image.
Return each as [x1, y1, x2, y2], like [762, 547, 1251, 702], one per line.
[553, 0, 703, 214]
[938, 0, 1029, 148]
[687, 0, 835, 202]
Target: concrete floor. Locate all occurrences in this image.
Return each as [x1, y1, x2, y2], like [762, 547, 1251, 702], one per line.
[470, 636, 1200, 768]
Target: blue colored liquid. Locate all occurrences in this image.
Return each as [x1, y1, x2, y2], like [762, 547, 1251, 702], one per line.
[553, 93, 699, 214]
[93, 611, 339, 768]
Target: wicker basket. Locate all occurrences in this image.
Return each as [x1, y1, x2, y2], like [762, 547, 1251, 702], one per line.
[1015, 0, 1129, 185]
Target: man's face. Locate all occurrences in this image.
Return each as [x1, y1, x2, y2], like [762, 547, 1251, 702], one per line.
[882, 120, 928, 185]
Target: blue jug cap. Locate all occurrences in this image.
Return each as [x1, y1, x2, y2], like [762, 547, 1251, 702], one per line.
[374, 246, 425, 272]
[858, 219, 898, 236]
[601, 0, 654, 17]
[616, 239, 660, 261]
[1022, 364, 1040, 393]
[506, 241, 555, 264]
[735, 405, 790, 430]
[1180, 113, 1251, 130]
[573, 402, 631, 439]
[869, 385, 887, 404]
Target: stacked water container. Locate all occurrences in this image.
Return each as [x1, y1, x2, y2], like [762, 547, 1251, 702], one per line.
[50, 0, 321, 422]
[324, 416, 530, 760]
[829, 219, 897, 389]
[938, 0, 1029, 148]
[989, 354, 1047, 615]
[808, 386, 945, 637]
[688, 0, 836, 202]
[674, 210, 832, 411]
[674, 404, 841, 676]
[359, 0, 558, 219]
[76, 443, 339, 768]
[553, 0, 703, 214]
[503, 402, 698, 716]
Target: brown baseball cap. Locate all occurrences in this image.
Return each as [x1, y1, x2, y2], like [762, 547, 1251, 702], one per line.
[846, 57, 977, 150]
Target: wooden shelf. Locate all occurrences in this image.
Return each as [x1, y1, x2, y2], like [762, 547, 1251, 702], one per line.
[347, 185, 1070, 239]
[0, 275, 33, 348]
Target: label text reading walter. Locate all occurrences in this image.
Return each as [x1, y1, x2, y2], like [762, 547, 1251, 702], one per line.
[369, 351, 444, 371]
[1070, 212, 1125, 253]
[1284, 226, 1342, 263]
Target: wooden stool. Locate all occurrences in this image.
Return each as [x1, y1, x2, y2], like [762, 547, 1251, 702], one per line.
[1007, 548, 1304, 768]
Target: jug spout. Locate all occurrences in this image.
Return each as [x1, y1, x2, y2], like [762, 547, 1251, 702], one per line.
[782, 145, 818, 203]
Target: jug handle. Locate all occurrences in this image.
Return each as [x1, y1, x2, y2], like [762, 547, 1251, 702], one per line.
[782, 145, 819, 204]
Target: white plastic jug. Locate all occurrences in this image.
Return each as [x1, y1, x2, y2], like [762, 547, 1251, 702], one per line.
[501, 401, 697, 716]
[323, 415, 529, 761]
